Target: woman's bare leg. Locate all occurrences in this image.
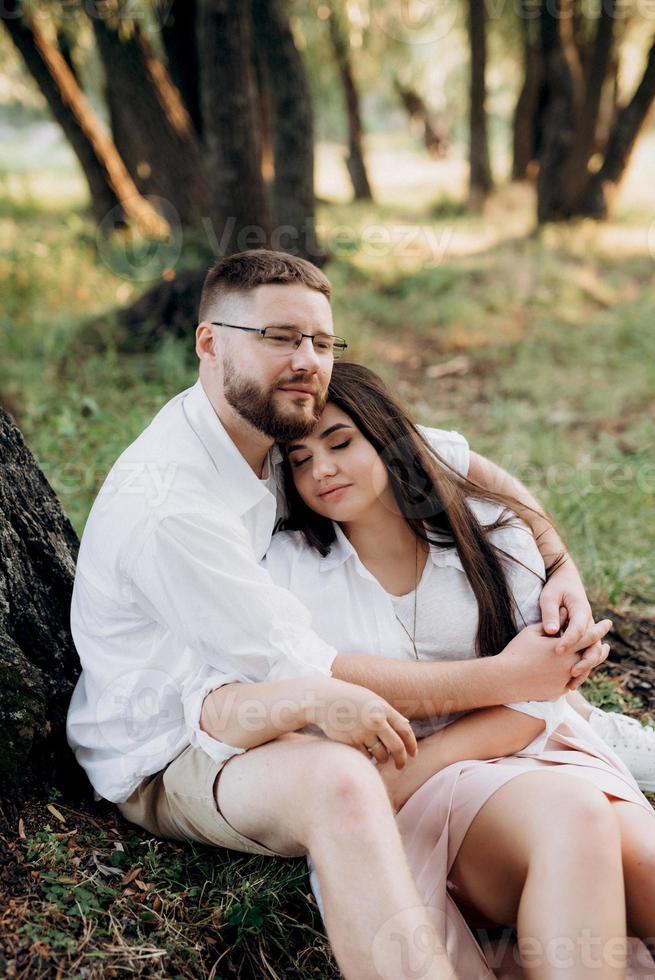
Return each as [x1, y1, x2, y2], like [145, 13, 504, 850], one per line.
[612, 800, 655, 953]
[449, 771, 626, 980]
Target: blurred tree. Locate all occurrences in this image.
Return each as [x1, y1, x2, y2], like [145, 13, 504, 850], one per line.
[512, 0, 543, 181]
[322, 0, 373, 200]
[198, 0, 272, 255]
[2, 0, 167, 235]
[156, 0, 203, 139]
[538, 0, 655, 221]
[579, 34, 655, 218]
[467, 0, 493, 211]
[89, 3, 207, 227]
[252, 0, 325, 261]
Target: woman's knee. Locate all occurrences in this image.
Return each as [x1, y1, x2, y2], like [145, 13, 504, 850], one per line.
[527, 775, 622, 858]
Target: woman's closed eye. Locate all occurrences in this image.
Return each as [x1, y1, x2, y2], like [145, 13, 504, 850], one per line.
[290, 440, 351, 469]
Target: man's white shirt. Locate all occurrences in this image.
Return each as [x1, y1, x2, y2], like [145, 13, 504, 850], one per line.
[66, 379, 339, 803]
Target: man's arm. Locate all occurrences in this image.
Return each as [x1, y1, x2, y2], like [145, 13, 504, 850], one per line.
[331, 621, 611, 718]
[467, 450, 602, 677]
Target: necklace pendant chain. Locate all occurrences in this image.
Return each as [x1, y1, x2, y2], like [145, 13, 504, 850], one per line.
[394, 538, 420, 662]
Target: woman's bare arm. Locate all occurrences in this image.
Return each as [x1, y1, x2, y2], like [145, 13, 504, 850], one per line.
[376, 706, 545, 812]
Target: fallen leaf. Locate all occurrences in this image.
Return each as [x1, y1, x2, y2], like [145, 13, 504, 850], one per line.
[46, 804, 66, 825]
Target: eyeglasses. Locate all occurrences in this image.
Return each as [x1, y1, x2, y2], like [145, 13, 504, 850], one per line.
[210, 322, 348, 360]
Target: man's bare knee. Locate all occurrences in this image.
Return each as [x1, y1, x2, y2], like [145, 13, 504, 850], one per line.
[215, 734, 389, 855]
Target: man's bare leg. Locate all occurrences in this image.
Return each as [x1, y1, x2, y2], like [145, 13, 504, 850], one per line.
[215, 732, 456, 980]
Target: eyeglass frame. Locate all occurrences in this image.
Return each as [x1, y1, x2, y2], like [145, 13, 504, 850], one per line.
[210, 321, 348, 359]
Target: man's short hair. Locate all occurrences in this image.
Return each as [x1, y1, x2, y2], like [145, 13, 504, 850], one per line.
[198, 249, 332, 322]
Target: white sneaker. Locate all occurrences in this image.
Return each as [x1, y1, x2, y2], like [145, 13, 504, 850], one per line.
[588, 708, 655, 792]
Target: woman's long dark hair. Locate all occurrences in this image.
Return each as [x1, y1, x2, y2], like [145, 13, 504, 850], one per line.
[281, 361, 565, 658]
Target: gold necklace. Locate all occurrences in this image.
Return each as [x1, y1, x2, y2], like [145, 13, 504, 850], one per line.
[394, 538, 420, 661]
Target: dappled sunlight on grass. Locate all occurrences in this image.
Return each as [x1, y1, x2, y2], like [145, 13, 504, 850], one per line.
[1, 135, 654, 609]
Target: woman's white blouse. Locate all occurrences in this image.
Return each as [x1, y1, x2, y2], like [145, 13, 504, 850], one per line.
[262, 427, 567, 753]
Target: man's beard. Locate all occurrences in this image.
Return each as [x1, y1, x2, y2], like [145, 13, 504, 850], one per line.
[223, 360, 327, 441]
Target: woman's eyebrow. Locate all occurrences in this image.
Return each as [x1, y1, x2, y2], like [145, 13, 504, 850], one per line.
[287, 423, 353, 453]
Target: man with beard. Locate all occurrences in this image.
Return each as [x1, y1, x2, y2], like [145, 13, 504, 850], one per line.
[66, 250, 636, 980]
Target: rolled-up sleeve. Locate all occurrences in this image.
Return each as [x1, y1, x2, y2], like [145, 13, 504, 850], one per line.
[127, 510, 338, 685]
[180, 663, 251, 764]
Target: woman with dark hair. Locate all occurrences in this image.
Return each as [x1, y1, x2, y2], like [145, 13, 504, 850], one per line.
[260, 361, 655, 979]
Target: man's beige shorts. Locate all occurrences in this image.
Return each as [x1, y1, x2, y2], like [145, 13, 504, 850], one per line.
[117, 744, 288, 858]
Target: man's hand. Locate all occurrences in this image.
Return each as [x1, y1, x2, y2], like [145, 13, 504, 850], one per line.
[306, 678, 418, 769]
[498, 621, 612, 702]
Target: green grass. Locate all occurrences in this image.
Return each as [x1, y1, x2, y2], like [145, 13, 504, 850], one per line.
[1, 161, 654, 611]
[2, 798, 336, 978]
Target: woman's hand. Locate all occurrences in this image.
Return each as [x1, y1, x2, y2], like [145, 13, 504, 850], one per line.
[305, 678, 418, 769]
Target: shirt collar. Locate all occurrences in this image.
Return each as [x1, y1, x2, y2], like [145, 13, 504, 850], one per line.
[181, 378, 280, 517]
[319, 521, 463, 574]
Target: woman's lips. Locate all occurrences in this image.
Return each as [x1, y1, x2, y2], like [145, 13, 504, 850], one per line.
[318, 484, 352, 501]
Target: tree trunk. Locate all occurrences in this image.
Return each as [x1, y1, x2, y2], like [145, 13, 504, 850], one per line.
[512, 2, 543, 181]
[326, 1, 373, 201]
[91, 6, 207, 227]
[576, 35, 655, 218]
[537, 0, 580, 223]
[0, 409, 85, 820]
[2, 1, 166, 235]
[157, 0, 203, 139]
[560, 0, 616, 208]
[393, 78, 448, 157]
[197, 0, 272, 257]
[252, 0, 325, 264]
[467, 0, 493, 211]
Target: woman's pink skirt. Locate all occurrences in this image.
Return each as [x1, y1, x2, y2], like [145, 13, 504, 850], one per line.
[396, 705, 655, 979]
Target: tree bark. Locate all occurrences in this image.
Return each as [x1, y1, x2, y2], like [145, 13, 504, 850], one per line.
[252, 0, 325, 264]
[2, 1, 166, 235]
[197, 0, 272, 257]
[91, 5, 207, 227]
[156, 0, 203, 139]
[512, 2, 543, 181]
[560, 0, 616, 208]
[576, 35, 655, 218]
[0, 409, 84, 819]
[326, 1, 373, 201]
[537, 0, 580, 222]
[467, 0, 493, 211]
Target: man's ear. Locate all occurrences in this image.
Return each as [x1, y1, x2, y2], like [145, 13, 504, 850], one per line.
[196, 321, 217, 362]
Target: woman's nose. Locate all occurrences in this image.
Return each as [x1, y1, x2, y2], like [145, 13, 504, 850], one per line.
[312, 454, 337, 480]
